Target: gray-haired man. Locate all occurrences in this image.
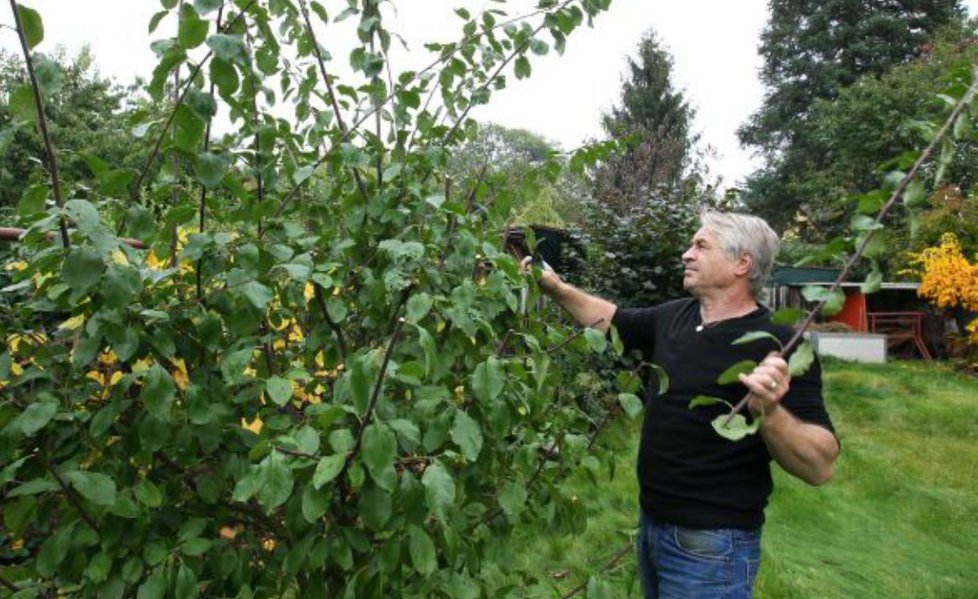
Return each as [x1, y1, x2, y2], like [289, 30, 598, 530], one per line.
[530, 211, 839, 598]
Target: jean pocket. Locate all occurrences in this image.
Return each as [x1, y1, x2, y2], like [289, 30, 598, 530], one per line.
[673, 526, 733, 561]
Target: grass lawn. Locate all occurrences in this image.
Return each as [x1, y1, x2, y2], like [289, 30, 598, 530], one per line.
[513, 359, 978, 598]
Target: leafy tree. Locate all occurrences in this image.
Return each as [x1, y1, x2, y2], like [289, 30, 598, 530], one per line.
[0, 0, 641, 597]
[0, 46, 147, 209]
[739, 0, 967, 233]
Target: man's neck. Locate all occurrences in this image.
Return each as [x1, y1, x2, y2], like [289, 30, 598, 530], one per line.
[697, 292, 758, 324]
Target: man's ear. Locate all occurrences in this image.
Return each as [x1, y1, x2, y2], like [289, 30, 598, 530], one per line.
[735, 253, 753, 278]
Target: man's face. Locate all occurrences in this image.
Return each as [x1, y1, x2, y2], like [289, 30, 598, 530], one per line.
[681, 227, 745, 295]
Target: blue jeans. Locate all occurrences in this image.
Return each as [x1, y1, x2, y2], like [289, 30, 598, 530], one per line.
[636, 512, 762, 599]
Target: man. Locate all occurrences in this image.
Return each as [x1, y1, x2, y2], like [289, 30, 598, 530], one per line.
[531, 211, 839, 598]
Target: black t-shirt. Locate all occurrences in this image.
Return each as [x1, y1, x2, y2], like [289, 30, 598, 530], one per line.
[612, 298, 835, 530]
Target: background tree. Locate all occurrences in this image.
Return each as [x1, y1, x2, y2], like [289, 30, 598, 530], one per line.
[739, 0, 967, 234]
[0, 47, 148, 210]
[593, 30, 699, 210]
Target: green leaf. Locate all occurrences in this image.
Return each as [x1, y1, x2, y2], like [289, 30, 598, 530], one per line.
[422, 460, 455, 521]
[137, 567, 166, 599]
[358, 483, 392, 531]
[265, 376, 292, 406]
[716, 360, 756, 385]
[362, 422, 397, 491]
[788, 340, 815, 377]
[178, 8, 209, 48]
[256, 453, 294, 510]
[711, 413, 761, 442]
[529, 38, 549, 55]
[801, 285, 846, 316]
[64, 199, 101, 235]
[181, 538, 212, 557]
[210, 58, 239, 96]
[17, 4, 44, 49]
[771, 308, 805, 326]
[586, 576, 615, 599]
[313, 454, 346, 488]
[240, 281, 273, 310]
[17, 183, 48, 217]
[133, 479, 163, 508]
[732, 331, 783, 349]
[648, 363, 670, 395]
[34, 55, 63, 96]
[174, 563, 199, 599]
[142, 363, 176, 421]
[36, 523, 74, 576]
[292, 165, 314, 185]
[207, 34, 246, 62]
[64, 470, 117, 506]
[617, 393, 643, 418]
[9, 84, 36, 124]
[408, 524, 437, 577]
[862, 268, 883, 294]
[497, 481, 527, 518]
[6, 400, 57, 436]
[173, 104, 204, 152]
[417, 326, 437, 376]
[302, 482, 330, 522]
[450, 410, 483, 461]
[194, 151, 227, 189]
[583, 328, 607, 353]
[63, 247, 105, 293]
[470, 357, 504, 403]
[349, 357, 371, 413]
[221, 347, 254, 384]
[903, 179, 927, 208]
[688, 395, 728, 409]
[407, 293, 433, 322]
[610, 325, 625, 355]
[84, 551, 112, 583]
[514, 56, 531, 79]
[194, 0, 223, 14]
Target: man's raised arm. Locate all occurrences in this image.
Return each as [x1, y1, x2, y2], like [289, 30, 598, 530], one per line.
[525, 257, 618, 333]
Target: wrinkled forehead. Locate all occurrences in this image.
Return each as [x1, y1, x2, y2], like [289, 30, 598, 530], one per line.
[691, 227, 721, 245]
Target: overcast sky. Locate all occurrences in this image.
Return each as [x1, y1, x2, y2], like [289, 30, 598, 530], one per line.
[3, 0, 978, 187]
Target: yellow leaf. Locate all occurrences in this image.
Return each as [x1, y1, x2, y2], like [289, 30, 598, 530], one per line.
[57, 314, 86, 332]
[169, 358, 189, 391]
[4, 260, 27, 272]
[111, 250, 129, 265]
[304, 282, 315, 302]
[242, 417, 263, 434]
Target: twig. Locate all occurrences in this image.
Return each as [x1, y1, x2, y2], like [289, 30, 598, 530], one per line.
[0, 227, 145, 248]
[586, 402, 620, 450]
[299, 0, 368, 201]
[9, 0, 70, 248]
[724, 65, 978, 426]
[546, 318, 606, 354]
[313, 284, 348, 362]
[496, 329, 515, 355]
[196, 7, 223, 303]
[46, 461, 100, 536]
[338, 316, 407, 480]
[271, 0, 580, 219]
[132, 0, 256, 197]
[275, 445, 317, 460]
[560, 540, 633, 599]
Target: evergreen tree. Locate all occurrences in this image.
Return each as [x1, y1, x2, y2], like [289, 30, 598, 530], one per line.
[595, 30, 698, 208]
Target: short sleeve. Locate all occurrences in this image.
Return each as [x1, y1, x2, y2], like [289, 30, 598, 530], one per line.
[611, 306, 661, 353]
[781, 353, 836, 436]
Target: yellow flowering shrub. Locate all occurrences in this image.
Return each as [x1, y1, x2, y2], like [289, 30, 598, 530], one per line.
[909, 232, 978, 344]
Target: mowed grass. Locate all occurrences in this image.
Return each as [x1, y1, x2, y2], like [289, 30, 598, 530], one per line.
[513, 359, 978, 598]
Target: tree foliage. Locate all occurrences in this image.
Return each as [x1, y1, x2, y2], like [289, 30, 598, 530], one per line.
[739, 0, 968, 234]
[0, 1, 646, 597]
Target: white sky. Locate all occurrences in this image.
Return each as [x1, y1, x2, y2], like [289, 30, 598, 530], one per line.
[3, 0, 978, 188]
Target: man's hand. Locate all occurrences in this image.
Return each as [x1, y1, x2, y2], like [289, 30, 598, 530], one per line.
[520, 255, 561, 296]
[738, 352, 790, 417]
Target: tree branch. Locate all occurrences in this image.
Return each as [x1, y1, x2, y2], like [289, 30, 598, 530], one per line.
[9, 0, 70, 248]
[339, 312, 408, 480]
[45, 460, 99, 537]
[299, 0, 368, 201]
[560, 540, 633, 599]
[546, 318, 606, 354]
[313, 284, 348, 363]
